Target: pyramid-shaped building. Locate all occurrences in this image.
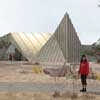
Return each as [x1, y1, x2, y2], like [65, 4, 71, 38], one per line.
[37, 13, 81, 65]
[0, 12, 81, 65]
[0, 32, 51, 61]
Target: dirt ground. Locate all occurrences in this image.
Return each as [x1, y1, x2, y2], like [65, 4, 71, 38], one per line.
[0, 61, 67, 83]
[0, 61, 100, 100]
[0, 92, 100, 100]
[0, 61, 99, 83]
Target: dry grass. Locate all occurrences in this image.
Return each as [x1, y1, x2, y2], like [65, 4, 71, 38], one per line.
[0, 92, 99, 100]
[0, 62, 100, 100]
[0, 61, 100, 84]
[0, 62, 67, 83]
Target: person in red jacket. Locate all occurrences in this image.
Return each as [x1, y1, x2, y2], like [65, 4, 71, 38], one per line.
[78, 54, 89, 92]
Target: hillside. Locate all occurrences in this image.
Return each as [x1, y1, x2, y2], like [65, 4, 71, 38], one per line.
[94, 38, 100, 46]
[81, 38, 100, 62]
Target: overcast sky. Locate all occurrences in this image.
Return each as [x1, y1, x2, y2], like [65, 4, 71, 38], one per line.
[0, 0, 100, 44]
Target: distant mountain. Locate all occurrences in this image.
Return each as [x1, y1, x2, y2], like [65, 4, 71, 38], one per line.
[80, 39, 100, 62]
[93, 39, 100, 46]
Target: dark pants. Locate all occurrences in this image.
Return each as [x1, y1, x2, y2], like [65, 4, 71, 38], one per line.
[81, 75, 87, 85]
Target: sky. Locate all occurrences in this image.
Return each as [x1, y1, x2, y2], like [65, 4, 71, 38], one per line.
[0, 0, 100, 44]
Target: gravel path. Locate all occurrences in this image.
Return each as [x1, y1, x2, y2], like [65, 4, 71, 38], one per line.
[0, 82, 100, 94]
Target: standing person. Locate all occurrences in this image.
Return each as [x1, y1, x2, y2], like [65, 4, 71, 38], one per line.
[78, 55, 89, 92]
[9, 54, 12, 61]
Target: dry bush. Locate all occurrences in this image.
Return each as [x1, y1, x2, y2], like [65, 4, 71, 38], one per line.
[34, 62, 40, 65]
[0, 92, 98, 100]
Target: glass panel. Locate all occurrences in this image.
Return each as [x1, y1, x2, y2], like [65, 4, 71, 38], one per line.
[10, 32, 52, 61]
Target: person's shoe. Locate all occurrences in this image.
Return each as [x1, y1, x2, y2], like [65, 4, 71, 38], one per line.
[80, 88, 84, 92]
[84, 88, 87, 92]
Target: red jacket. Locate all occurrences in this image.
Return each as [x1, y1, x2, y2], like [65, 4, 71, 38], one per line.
[79, 61, 89, 75]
